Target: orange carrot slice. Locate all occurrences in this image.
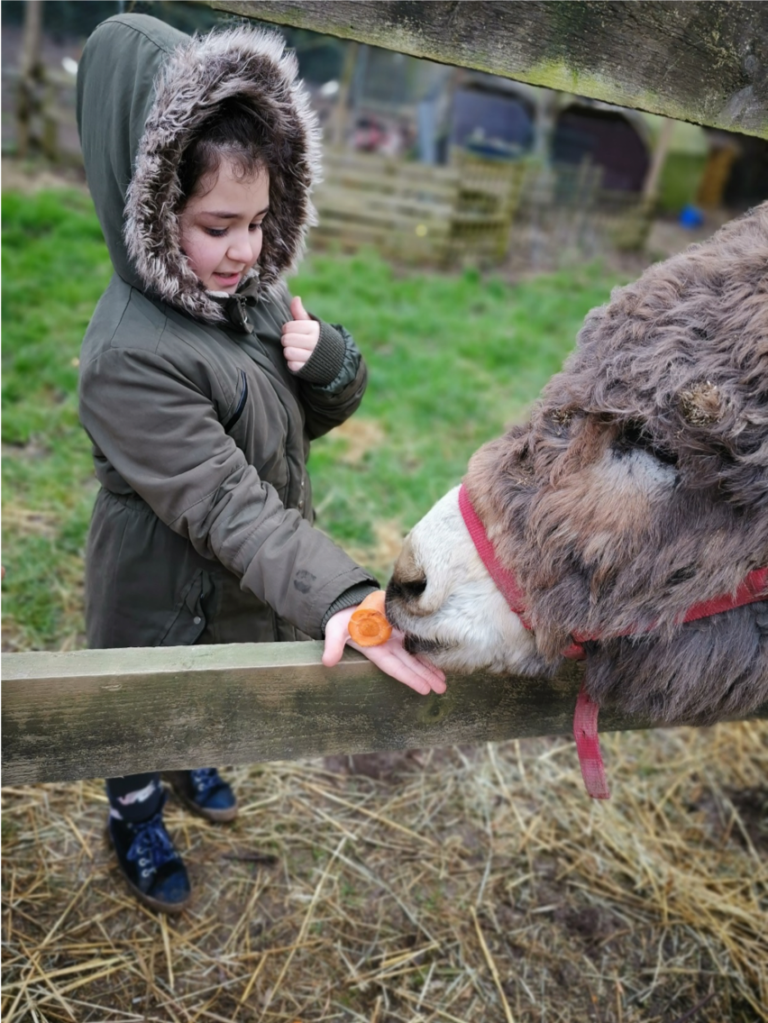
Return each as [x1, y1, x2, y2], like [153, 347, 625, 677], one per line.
[348, 590, 393, 646]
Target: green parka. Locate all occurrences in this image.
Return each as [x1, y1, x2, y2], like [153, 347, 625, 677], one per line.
[76, 14, 378, 649]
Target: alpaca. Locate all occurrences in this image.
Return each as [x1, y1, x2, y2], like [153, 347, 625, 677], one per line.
[386, 204, 768, 743]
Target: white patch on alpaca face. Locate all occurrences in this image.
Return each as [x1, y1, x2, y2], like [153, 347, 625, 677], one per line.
[608, 445, 678, 496]
[386, 487, 538, 674]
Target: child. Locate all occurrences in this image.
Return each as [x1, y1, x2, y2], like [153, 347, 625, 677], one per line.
[76, 14, 445, 914]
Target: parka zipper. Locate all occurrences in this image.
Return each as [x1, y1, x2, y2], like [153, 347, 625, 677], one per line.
[224, 370, 248, 431]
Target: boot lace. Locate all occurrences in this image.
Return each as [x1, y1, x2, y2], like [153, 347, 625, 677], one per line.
[126, 810, 181, 880]
[189, 767, 223, 801]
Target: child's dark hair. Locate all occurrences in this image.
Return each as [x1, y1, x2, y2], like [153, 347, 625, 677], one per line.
[177, 98, 277, 205]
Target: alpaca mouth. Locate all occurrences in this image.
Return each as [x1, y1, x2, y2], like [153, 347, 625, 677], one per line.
[403, 633, 451, 657]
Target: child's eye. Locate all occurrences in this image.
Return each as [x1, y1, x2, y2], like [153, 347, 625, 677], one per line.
[205, 228, 227, 238]
[249, 221, 264, 233]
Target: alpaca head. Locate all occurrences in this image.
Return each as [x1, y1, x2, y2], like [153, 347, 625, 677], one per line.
[386, 487, 541, 675]
[386, 204, 768, 725]
[385, 420, 681, 678]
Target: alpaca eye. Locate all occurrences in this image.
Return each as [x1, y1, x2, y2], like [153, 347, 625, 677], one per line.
[614, 421, 678, 467]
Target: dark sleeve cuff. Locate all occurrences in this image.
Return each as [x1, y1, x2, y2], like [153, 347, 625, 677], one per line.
[320, 582, 381, 634]
[296, 319, 346, 386]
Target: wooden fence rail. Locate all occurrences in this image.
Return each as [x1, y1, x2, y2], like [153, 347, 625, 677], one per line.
[209, 1, 768, 139]
[3, 643, 767, 786]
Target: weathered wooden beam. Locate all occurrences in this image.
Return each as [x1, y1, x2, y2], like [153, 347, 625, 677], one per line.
[4, 643, 766, 786]
[205, 1, 768, 139]
[2, 643, 592, 785]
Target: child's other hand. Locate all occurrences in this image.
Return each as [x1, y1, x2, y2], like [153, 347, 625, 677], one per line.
[281, 296, 320, 373]
[322, 607, 447, 696]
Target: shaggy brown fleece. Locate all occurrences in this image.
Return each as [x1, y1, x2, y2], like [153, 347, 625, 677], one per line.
[466, 203, 768, 725]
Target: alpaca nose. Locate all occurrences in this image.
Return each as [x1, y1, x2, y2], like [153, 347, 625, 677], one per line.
[388, 535, 431, 615]
[391, 536, 420, 588]
[388, 577, 427, 601]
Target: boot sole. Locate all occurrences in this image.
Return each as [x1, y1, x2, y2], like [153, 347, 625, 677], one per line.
[123, 874, 192, 915]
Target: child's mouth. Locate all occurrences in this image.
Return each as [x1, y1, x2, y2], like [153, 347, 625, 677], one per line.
[214, 271, 241, 287]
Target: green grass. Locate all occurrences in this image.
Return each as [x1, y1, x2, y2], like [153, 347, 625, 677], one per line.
[293, 254, 625, 550]
[1, 188, 628, 649]
[2, 189, 115, 649]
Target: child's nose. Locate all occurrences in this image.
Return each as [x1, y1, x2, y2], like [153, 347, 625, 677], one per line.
[227, 234, 257, 264]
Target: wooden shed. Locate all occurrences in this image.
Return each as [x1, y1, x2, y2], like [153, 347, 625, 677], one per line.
[642, 112, 710, 214]
[449, 73, 536, 161]
[552, 102, 650, 193]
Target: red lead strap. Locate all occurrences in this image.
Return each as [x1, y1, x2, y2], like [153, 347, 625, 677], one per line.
[573, 686, 611, 799]
[457, 484, 768, 800]
[458, 485, 612, 797]
[457, 484, 531, 626]
[678, 565, 768, 623]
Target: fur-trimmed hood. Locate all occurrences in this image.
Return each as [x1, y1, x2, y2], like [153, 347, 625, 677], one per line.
[77, 13, 321, 322]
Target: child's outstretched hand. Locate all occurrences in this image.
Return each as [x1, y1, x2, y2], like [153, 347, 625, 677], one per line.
[281, 296, 320, 373]
[323, 606, 447, 696]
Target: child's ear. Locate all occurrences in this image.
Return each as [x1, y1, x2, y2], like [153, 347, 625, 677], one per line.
[290, 296, 311, 321]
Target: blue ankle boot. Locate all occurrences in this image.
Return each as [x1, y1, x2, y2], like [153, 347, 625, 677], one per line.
[108, 794, 191, 914]
[164, 768, 238, 823]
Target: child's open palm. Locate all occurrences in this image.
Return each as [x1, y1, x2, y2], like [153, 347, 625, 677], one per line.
[323, 607, 447, 696]
[281, 296, 320, 372]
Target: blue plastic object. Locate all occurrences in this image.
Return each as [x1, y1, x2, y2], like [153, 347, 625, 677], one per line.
[679, 205, 705, 229]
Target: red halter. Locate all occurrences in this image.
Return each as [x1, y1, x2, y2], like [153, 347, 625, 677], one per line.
[458, 484, 768, 799]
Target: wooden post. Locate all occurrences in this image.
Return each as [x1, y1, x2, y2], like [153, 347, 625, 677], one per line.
[16, 0, 43, 159]
[642, 116, 676, 205]
[326, 41, 358, 148]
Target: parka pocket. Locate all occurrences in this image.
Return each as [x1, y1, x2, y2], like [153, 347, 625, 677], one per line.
[158, 569, 215, 647]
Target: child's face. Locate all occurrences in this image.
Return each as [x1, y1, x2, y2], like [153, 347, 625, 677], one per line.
[179, 158, 270, 293]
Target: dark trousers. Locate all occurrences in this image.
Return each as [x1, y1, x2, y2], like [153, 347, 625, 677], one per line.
[104, 617, 232, 822]
[106, 773, 163, 822]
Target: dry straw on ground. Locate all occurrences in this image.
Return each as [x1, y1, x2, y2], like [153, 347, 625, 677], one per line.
[2, 720, 766, 1022]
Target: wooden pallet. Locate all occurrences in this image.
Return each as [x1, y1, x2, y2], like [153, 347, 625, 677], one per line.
[312, 148, 531, 265]
[449, 150, 528, 261]
[312, 149, 460, 263]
